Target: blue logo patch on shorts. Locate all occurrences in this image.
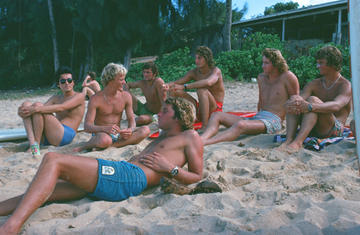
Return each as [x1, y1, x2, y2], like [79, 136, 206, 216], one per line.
[102, 166, 115, 175]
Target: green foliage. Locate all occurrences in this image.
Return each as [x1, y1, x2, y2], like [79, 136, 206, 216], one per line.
[127, 47, 194, 83]
[215, 50, 254, 80]
[288, 56, 318, 88]
[264, 1, 299, 16]
[156, 47, 195, 82]
[240, 32, 285, 78]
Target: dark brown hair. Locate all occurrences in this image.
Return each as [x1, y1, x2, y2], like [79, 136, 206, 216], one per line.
[315, 45, 342, 71]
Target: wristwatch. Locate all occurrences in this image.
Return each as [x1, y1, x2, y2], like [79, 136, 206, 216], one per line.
[170, 166, 179, 177]
[307, 103, 313, 112]
[183, 84, 188, 90]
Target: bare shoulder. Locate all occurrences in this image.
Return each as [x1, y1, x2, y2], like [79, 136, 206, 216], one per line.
[89, 91, 103, 105]
[47, 94, 61, 104]
[182, 129, 202, 143]
[213, 66, 222, 74]
[338, 77, 352, 92]
[281, 71, 297, 80]
[154, 77, 165, 86]
[122, 90, 133, 101]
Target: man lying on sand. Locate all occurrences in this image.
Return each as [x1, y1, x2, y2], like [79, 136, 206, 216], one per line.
[201, 48, 299, 145]
[73, 63, 150, 152]
[17, 66, 85, 156]
[125, 62, 166, 125]
[280, 45, 352, 152]
[0, 97, 203, 235]
[165, 46, 225, 129]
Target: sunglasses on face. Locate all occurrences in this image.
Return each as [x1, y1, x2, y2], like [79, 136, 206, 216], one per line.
[59, 78, 73, 84]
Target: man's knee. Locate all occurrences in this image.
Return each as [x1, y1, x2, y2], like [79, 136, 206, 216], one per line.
[197, 88, 209, 98]
[307, 96, 323, 104]
[210, 111, 222, 121]
[42, 152, 62, 166]
[233, 120, 247, 131]
[137, 126, 150, 137]
[20, 101, 32, 108]
[97, 136, 112, 148]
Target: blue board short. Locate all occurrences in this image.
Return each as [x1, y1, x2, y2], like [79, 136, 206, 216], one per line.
[245, 110, 282, 134]
[42, 124, 76, 146]
[88, 159, 147, 201]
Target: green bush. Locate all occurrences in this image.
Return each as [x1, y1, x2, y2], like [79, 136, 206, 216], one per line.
[127, 47, 194, 83]
[241, 32, 285, 78]
[215, 50, 254, 81]
[288, 56, 318, 88]
[156, 47, 194, 82]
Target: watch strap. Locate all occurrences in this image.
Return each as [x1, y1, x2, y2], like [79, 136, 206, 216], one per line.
[170, 166, 179, 177]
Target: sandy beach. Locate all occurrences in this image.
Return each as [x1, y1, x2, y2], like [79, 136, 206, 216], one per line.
[0, 82, 359, 234]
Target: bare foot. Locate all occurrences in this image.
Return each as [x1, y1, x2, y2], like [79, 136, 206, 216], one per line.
[284, 143, 302, 154]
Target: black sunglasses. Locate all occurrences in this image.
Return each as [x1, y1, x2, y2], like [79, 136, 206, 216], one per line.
[60, 78, 73, 84]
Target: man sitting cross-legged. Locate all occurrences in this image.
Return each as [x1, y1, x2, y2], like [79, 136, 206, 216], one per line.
[165, 46, 225, 129]
[73, 63, 149, 152]
[280, 46, 352, 152]
[0, 97, 203, 235]
[125, 62, 166, 125]
[201, 48, 299, 145]
[17, 66, 85, 156]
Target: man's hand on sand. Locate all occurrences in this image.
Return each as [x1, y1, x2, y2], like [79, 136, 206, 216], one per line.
[140, 152, 173, 173]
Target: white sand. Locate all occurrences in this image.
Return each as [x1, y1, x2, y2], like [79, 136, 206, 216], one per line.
[0, 82, 359, 234]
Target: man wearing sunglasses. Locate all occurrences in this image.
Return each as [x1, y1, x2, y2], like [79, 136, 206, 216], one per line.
[73, 63, 150, 152]
[18, 66, 85, 156]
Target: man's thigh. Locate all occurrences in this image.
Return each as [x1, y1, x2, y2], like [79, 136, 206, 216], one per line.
[54, 153, 99, 193]
[43, 114, 65, 145]
[313, 113, 337, 136]
[216, 112, 245, 127]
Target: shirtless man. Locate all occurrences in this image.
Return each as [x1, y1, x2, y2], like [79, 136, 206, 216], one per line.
[201, 48, 299, 146]
[82, 71, 101, 98]
[74, 63, 150, 152]
[0, 97, 203, 235]
[167, 46, 225, 128]
[125, 62, 165, 125]
[17, 66, 85, 156]
[280, 45, 352, 152]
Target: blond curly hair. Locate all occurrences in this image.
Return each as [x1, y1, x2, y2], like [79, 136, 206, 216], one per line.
[165, 97, 195, 131]
[101, 63, 127, 87]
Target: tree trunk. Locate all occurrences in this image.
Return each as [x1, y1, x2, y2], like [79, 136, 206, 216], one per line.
[47, 0, 60, 73]
[123, 48, 132, 70]
[223, 0, 232, 51]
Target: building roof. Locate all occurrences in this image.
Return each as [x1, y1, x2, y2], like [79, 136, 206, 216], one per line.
[233, 0, 347, 28]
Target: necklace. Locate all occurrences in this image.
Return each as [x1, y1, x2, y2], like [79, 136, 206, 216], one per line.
[322, 74, 341, 90]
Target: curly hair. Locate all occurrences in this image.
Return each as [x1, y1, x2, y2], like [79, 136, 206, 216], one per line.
[143, 62, 159, 77]
[196, 46, 215, 68]
[262, 48, 289, 74]
[165, 97, 195, 131]
[315, 45, 342, 71]
[101, 63, 127, 87]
